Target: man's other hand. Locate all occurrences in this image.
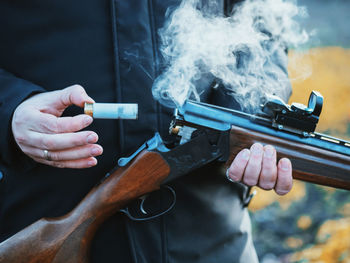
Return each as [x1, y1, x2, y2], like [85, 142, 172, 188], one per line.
[227, 143, 293, 195]
[11, 85, 103, 168]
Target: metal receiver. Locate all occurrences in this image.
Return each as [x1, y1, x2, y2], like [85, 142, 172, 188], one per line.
[172, 91, 350, 157]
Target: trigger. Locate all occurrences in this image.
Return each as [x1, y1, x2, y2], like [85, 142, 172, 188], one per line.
[139, 195, 148, 215]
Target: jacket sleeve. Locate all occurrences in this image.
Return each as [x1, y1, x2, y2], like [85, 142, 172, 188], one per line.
[0, 69, 45, 166]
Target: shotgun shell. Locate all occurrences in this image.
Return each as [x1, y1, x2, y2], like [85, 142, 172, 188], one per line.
[84, 103, 138, 119]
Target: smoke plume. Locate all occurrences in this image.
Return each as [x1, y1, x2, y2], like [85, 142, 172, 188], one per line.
[152, 0, 309, 111]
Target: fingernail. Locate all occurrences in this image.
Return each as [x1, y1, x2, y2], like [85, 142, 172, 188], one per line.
[280, 159, 290, 171]
[91, 147, 101, 156]
[264, 146, 274, 158]
[88, 159, 97, 166]
[241, 149, 250, 160]
[87, 134, 97, 143]
[84, 116, 93, 126]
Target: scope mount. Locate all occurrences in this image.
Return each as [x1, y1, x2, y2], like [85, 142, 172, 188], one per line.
[262, 91, 323, 135]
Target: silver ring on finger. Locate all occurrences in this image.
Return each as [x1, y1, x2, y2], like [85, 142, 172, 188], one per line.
[43, 150, 52, 161]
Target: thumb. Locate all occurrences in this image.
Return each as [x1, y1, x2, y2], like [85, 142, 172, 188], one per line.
[54, 84, 94, 110]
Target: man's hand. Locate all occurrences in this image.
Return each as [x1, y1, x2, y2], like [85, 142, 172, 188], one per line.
[227, 143, 293, 195]
[11, 85, 103, 168]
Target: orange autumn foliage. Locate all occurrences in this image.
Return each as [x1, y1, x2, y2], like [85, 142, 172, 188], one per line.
[287, 47, 350, 263]
[290, 218, 350, 263]
[249, 47, 350, 213]
[288, 47, 350, 138]
[250, 47, 350, 262]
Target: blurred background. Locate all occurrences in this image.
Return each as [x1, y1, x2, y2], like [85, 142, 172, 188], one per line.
[249, 0, 350, 262]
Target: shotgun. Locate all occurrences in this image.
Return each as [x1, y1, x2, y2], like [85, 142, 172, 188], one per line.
[0, 91, 349, 263]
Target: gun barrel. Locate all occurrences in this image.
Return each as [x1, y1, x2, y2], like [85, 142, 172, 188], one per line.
[177, 100, 350, 190]
[178, 100, 350, 157]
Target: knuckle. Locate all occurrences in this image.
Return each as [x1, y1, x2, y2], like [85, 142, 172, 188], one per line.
[263, 161, 275, 170]
[261, 162, 276, 177]
[233, 159, 246, 170]
[243, 177, 258, 186]
[12, 115, 22, 127]
[47, 120, 59, 133]
[60, 123, 70, 133]
[12, 114, 29, 131]
[251, 153, 263, 162]
[70, 84, 85, 96]
[60, 117, 83, 133]
[70, 84, 84, 91]
[60, 93, 70, 108]
[63, 85, 87, 107]
[232, 155, 249, 171]
[247, 162, 261, 173]
[42, 137, 56, 150]
[52, 161, 65, 168]
[72, 117, 85, 131]
[260, 181, 275, 190]
[38, 122, 46, 131]
[15, 134, 27, 145]
[260, 170, 277, 187]
[49, 151, 59, 161]
[71, 135, 84, 146]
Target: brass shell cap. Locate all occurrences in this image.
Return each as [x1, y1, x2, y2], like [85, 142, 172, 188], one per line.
[84, 103, 93, 117]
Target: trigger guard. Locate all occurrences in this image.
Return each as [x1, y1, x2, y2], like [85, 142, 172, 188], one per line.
[120, 185, 176, 221]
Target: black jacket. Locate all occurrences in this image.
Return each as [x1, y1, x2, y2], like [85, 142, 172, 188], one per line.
[0, 0, 289, 262]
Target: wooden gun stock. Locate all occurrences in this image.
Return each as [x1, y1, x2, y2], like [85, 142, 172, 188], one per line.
[1, 124, 349, 263]
[226, 126, 350, 190]
[0, 151, 170, 263]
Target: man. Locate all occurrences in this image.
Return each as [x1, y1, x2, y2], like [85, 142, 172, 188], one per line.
[0, 0, 292, 262]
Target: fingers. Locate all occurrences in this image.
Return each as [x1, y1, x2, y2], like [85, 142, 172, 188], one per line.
[22, 144, 103, 162]
[11, 84, 102, 169]
[30, 113, 93, 134]
[227, 143, 293, 195]
[275, 158, 293, 195]
[242, 143, 264, 186]
[13, 85, 95, 135]
[259, 145, 277, 190]
[30, 85, 95, 116]
[32, 156, 98, 169]
[227, 143, 265, 186]
[55, 84, 95, 110]
[227, 149, 250, 181]
[17, 128, 102, 169]
[24, 130, 98, 150]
